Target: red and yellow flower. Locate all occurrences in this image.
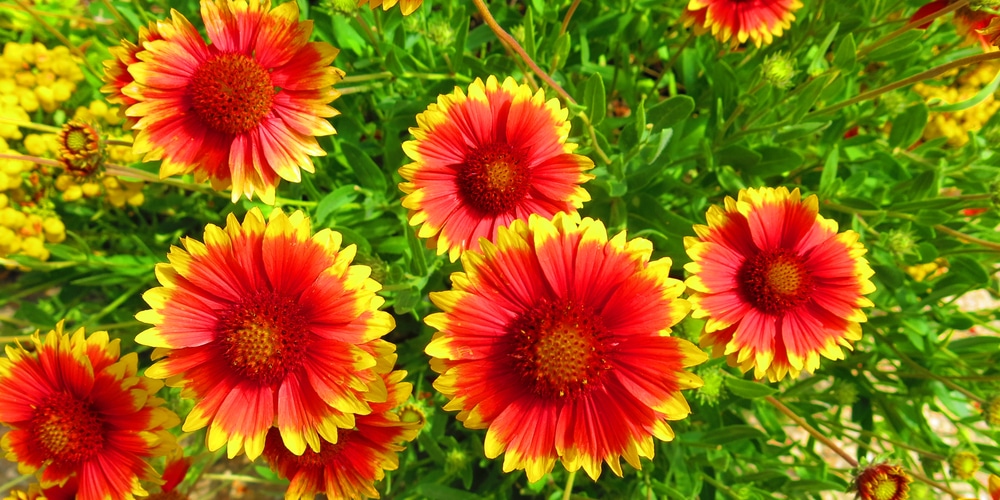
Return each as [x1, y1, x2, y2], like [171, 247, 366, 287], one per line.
[101, 22, 163, 130]
[685, 187, 875, 382]
[357, 0, 422, 16]
[684, 0, 804, 47]
[425, 212, 706, 482]
[911, 1, 996, 50]
[106, 0, 345, 203]
[0, 323, 179, 500]
[852, 463, 911, 500]
[136, 207, 395, 460]
[263, 367, 421, 500]
[400, 76, 594, 262]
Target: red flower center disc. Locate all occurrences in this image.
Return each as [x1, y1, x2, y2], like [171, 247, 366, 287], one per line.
[456, 143, 532, 216]
[508, 299, 612, 399]
[738, 248, 814, 314]
[217, 291, 312, 385]
[190, 53, 275, 135]
[30, 392, 104, 464]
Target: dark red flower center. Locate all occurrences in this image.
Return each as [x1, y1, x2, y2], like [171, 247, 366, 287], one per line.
[217, 290, 312, 385]
[507, 298, 612, 399]
[858, 465, 910, 500]
[264, 428, 350, 470]
[738, 248, 814, 314]
[456, 143, 532, 216]
[30, 392, 104, 464]
[189, 53, 274, 135]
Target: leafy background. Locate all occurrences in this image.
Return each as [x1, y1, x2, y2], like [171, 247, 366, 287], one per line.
[0, 0, 999, 498]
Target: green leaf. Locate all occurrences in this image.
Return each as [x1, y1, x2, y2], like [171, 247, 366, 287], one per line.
[834, 33, 857, 71]
[790, 74, 833, 123]
[949, 255, 989, 284]
[932, 68, 1000, 112]
[716, 145, 762, 170]
[700, 425, 768, 445]
[888, 103, 928, 149]
[819, 145, 839, 197]
[867, 31, 924, 61]
[726, 378, 778, 399]
[753, 146, 804, 177]
[646, 95, 695, 131]
[914, 209, 949, 226]
[808, 22, 839, 74]
[313, 184, 359, 227]
[340, 142, 387, 193]
[584, 72, 606, 126]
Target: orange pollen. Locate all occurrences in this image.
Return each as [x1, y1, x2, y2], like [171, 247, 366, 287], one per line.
[189, 53, 274, 135]
[30, 392, 104, 465]
[456, 143, 531, 216]
[508, 299, 612, 399]
[738, 248, 814, 315]
[217, 291, 311, 385]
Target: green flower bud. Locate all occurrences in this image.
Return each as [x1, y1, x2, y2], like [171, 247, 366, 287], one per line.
[762, 52, 796, 90]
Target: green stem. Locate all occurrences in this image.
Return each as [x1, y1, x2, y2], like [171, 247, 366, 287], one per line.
[559, 0, 581, 36]
[765, 396, 859, 467]
[562, 470, 576, 500]
[99, 0, 137, 39]
[816, 419, 948, 461]
[0, 117, 61, 134]
[824, 201, 1000, 253]
[809, 51, 1000, 118]
[872, 330, 986, 404]
[470, 0, 575, 105]
[857, 0, 969, 59]
[700, 473, 742, 499]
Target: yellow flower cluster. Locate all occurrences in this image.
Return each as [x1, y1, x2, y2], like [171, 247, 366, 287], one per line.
[913, 60, 1000, 147]
[0, 194, 65, 262]
[0, 42, 84, 132]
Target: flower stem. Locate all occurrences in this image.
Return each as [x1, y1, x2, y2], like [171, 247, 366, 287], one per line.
[0, 118, 61, 134]
[857, 0, 969, 59]
[470, 0, 574, 105]
[872, 330, 986, 404]
[562, 470, 576, 500]
[765, 395, 859, 467]
[559, 0, 581, 36]
[809, 51, 1000, 118]
[824, 201, 1000, 253]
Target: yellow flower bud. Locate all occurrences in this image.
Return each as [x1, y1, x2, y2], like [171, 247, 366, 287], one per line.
[42, 217, 65, 243]
[81, 182, 102, 198]
[61, 184, 83, 202]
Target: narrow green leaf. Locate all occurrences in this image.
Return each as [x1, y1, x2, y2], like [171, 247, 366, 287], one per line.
[888, 103, 928, 149]
[313, 184, 359, 227]
[340, 142, 387, 193]
[584, 72, 606, 125]
[725, 378, 778, 399]
[834, 33, 857, 71]
[819, 145, 839, 197]
[753, 146, 804, 177]
[646, 95, 695, 131]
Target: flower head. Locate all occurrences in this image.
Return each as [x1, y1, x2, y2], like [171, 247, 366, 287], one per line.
[400, 76, 594, 262]
[101, 22, 163, 130]
[949, 451, 980, 479]
[852, 463, 911, 500]
[106, 0, 345, 203]
[685, 187, 876, 382]
[136, 207, 395, 460]
[684, 0, 804, 47]
[425, 212, 706, 482]
[0, 323, 179, 500]
[912, 1, 997, 50]
[263, 367, 420, 500]
[989, 474, 1000, 500]
[56, 121, 104, 178]
[357, 0, 422, 15]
